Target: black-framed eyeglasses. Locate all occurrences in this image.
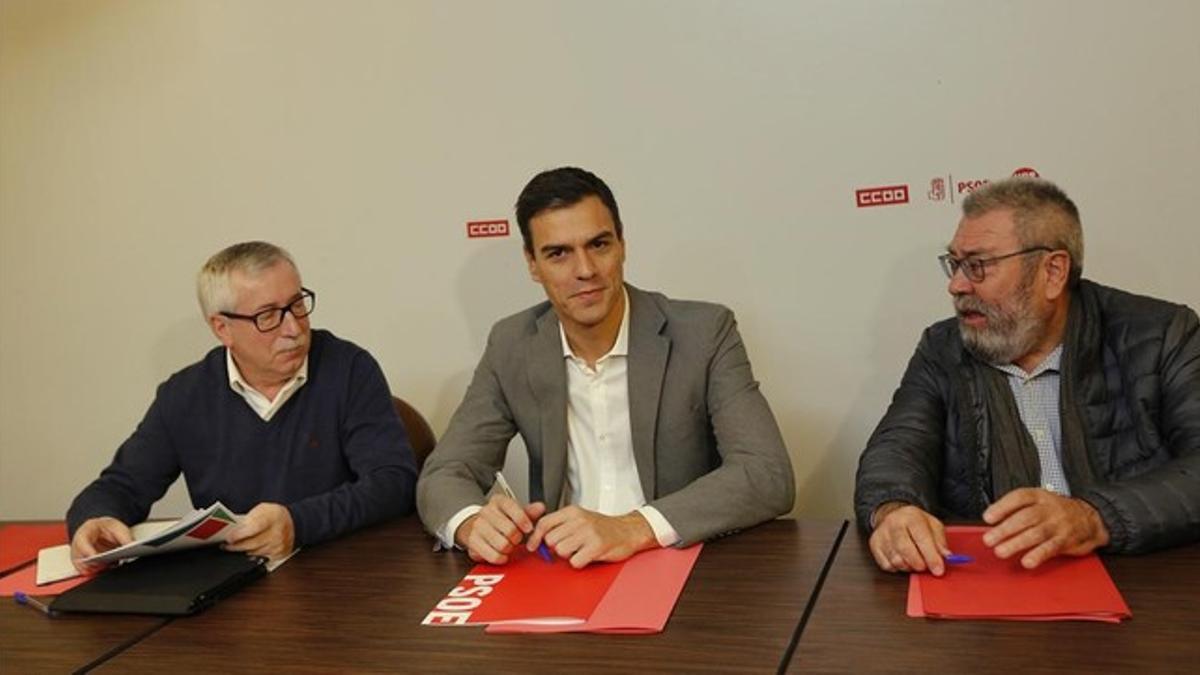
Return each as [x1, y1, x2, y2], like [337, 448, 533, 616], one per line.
[938, 247, 1052, 283]
[220, 288, 316, 332]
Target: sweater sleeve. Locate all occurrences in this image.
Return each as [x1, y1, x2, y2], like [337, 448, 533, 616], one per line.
[66, 383, 182, 539]
[854, 329, 949, 532]
[284, 350, 418, 547]
[1075, 306, 1200, 553]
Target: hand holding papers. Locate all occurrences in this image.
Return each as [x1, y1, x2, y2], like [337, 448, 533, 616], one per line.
[907, 526, 1131, 622]
[37, 503, 242, 586]
[222, 502, 296, 561]
[82, 502, 241, 566]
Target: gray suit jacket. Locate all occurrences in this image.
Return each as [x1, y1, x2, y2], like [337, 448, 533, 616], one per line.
[417, 285, 795, 545]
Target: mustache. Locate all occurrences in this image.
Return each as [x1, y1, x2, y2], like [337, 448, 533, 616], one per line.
[954, 295, 996, 318]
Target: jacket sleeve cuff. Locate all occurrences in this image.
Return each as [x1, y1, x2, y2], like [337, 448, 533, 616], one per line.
[856, 488, 930, 532]
[1074, 489, 1129, 552]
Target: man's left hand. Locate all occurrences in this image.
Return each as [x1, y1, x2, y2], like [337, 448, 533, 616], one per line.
[982, 488, 1110, 569]
[224, 502, 295, 561]
[526, 506, 657, 568]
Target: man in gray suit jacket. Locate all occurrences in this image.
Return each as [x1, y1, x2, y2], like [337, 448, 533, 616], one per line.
[417, 167, 794, 568]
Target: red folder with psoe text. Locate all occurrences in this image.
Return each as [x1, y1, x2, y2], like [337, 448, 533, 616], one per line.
[423, 544, 702, 634]
[907, 525, 1131, 623]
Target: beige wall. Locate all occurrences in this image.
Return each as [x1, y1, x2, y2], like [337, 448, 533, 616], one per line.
[2, 0, 1198, 519]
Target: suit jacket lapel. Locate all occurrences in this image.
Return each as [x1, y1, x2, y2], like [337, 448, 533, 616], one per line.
[527, 309, 568, 508]
[626, 286, 669, 499]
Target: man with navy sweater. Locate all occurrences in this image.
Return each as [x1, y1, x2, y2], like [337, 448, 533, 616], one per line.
[68, 242, 417, 570]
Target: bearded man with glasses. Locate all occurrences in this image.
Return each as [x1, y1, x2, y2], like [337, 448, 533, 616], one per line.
[67, 241, 417, 570]
[855, 178, 1200, 576]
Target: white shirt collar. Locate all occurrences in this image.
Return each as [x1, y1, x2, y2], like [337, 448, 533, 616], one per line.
[559, 287, 630, 362]
[226, 349, 308, 420]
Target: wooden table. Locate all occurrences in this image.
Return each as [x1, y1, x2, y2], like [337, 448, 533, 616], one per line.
[787, 530, 1200, 673]
[89, 516, 843, 673]
[1, 521, 169, 673]
[1, 552, 169, 674]
[0, 606, 167, 673]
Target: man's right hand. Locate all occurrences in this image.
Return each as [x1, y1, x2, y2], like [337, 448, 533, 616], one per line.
[454, 494, 547, 565]
[70, 516, 134, 573]
[867, 502, 951, 577]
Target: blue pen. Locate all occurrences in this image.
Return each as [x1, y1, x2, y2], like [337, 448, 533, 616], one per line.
[14, 591, 58, 618]
[493, 472, 554, 563]
[945, 553, 974, 565]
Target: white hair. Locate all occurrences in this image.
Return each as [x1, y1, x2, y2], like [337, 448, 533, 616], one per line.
[196, 241, 296, 318]
[962, 177, 1085, 286]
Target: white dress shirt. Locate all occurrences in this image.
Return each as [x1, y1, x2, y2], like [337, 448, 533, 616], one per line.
[226, 349, 308, 421]
[439, 290, 681, 549]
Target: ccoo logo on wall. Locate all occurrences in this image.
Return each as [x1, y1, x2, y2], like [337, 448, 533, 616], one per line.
[466, 219, 510, 238]
[855, 184, 910, 208]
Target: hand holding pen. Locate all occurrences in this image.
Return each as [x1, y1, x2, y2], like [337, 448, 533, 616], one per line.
[492, 472, 554, 563]
[452, 472, 551, 565]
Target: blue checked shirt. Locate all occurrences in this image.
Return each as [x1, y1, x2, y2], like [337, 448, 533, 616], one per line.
[991, 344, 1071, 496]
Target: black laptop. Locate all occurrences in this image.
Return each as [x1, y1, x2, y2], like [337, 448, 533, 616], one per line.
[50, 546, 267, 616]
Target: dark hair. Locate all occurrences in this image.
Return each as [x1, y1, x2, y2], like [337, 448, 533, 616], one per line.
[514, 167, 623, 254]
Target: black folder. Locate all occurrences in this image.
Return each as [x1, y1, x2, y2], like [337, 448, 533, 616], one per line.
[50, 546, 267, 616]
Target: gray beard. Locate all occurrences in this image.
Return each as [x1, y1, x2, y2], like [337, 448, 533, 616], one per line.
[954, 279, 1042, 365]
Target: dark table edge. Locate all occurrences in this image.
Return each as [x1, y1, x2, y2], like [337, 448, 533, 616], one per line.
[776, 519, 849, 675]
[75, 616, 175, 674]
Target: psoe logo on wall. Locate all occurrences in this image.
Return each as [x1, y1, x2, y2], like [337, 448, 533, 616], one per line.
[927, 167, 1041, 204]
[928, 177, 947, 202]
[855, 184, 909, 208]
[957, 178, 989, 195]
[466, 219, 510, 238]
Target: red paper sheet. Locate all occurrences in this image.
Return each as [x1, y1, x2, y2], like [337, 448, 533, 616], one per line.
[0, 563, 90, 597]
[423, 544, 702, 633]
[0, 523, 68, 575]
[907, 526, 1131, 622]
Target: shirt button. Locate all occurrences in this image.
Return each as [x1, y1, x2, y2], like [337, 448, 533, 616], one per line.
[1044, 483, 1057, 493]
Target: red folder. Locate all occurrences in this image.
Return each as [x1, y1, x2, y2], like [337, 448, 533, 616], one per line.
[423, 544, 702, 634]
[0, 522, 87, 597]
[907, 526, 1131, 623]
[0, 523, 68, 575]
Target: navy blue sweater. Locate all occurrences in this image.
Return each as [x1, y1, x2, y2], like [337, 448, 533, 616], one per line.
[67, 330, 418, 547]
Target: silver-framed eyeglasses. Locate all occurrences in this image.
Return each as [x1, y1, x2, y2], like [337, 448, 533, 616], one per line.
[938, 247, 1052, 283]
[220, 288, 316, 332]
